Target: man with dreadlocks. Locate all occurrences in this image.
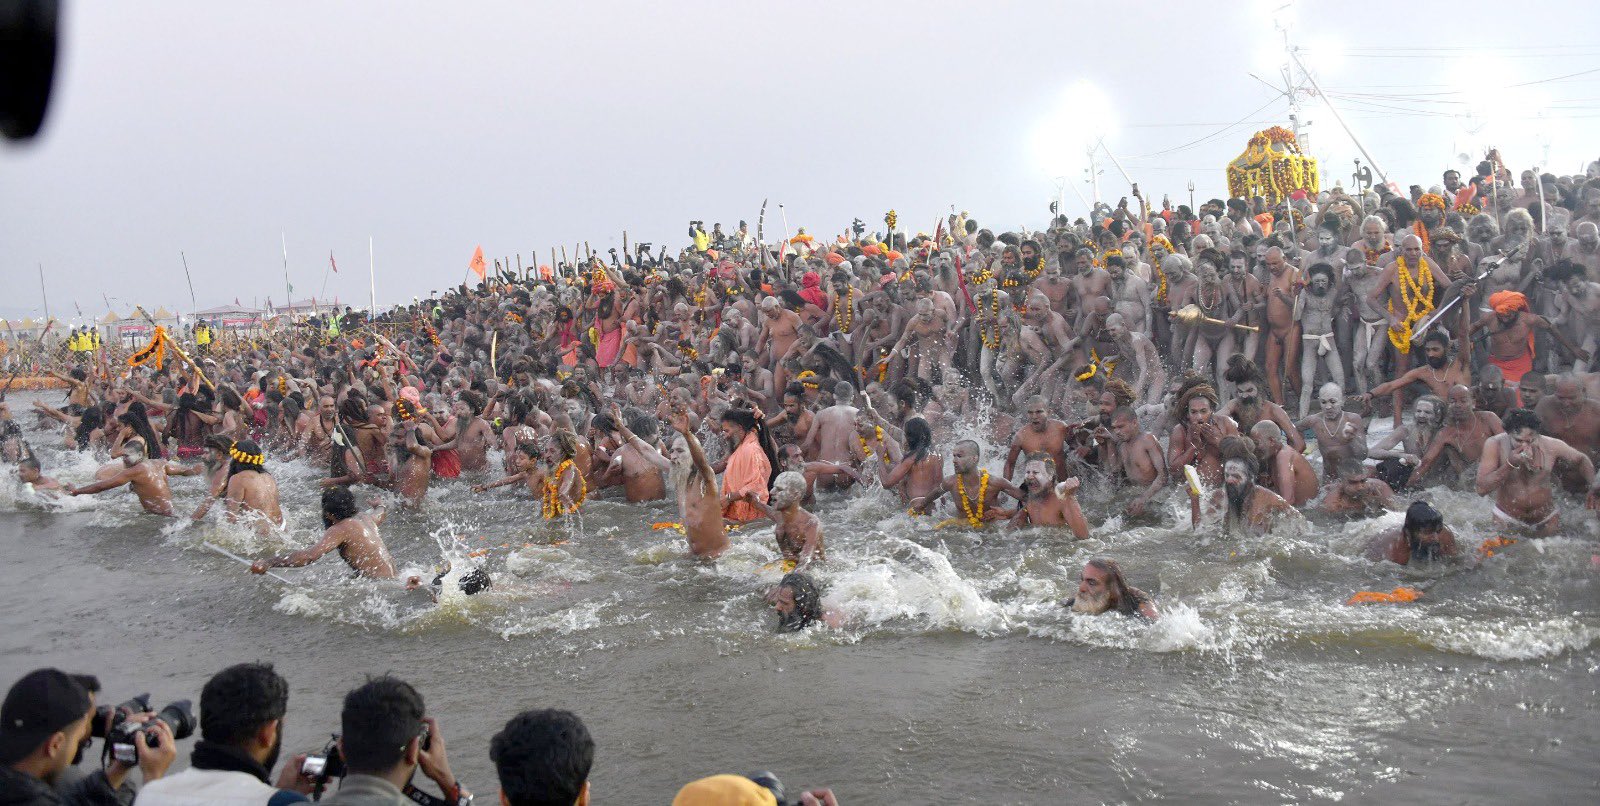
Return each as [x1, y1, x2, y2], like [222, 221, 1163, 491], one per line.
[1167, 379, 1238, 489]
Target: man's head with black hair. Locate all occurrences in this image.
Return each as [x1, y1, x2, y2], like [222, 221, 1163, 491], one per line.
[199, 663, 289, 772]
[491, 709, 593, 806]
[339, 676, 425, 776]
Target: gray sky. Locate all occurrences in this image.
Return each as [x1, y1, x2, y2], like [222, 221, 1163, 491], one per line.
[4, 0, 1598, 322]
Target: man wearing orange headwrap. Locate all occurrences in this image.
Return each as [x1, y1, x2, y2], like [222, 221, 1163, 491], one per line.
[1470, 290, 1589, 401]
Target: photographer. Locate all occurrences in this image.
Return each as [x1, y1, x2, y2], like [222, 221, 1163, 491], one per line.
[315, 677, 469, 806]
[1, 668, 175, 806]
[489, 710, 591, 806]
[134, 663, 314, 805]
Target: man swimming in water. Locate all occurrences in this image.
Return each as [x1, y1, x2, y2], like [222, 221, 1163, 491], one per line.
[1365, 500, 1460, 564]
[63, 437, 200, 516]
[768, 571, 840, 632]
[1061, 558, 1159, 620]
[1319, 458, 1399, 519]
[251, 485, 397, 578]
[1212, 440, 1297, 536]
[1475, 408, 1596, 535]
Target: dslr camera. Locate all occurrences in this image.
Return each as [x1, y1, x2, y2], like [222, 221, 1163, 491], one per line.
[93, 694, 196, 765]
[300, 734, 347, 784]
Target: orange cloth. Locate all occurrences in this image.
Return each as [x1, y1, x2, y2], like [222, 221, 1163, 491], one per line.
[1488, 291, 1528, 315]
[1346, 586, 1422, 605]
[721, 431, 770, 523]
[1490, 349, 1534, 386]
[1254, 212, 1275, 236]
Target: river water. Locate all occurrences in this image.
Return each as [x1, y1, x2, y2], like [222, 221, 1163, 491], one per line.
[2, 390, 1596, 803]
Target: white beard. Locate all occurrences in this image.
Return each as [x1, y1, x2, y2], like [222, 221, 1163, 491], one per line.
[669, 459, 695, 497]
[1072, 589, 1112, 614]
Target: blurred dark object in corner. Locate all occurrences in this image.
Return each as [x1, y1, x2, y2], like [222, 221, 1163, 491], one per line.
[1, 0, 60, 142]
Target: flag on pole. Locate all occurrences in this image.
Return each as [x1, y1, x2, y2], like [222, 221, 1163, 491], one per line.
[234, 297, 241, 306]
[330, 251, 339, 273]
[469, 245, 487, 281]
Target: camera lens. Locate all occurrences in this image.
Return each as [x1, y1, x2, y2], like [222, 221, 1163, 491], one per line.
[150, 700, 197, 744]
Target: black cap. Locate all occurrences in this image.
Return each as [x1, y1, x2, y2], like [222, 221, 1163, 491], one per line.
[0, 669, 92, 763]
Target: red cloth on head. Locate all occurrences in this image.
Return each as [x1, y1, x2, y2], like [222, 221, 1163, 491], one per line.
[799, 271, 826, 308]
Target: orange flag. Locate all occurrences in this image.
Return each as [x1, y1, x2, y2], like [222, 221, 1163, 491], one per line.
[469, 245, 487, 280]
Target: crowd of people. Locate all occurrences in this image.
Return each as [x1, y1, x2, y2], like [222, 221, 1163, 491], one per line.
[5, 149, 1600, 801]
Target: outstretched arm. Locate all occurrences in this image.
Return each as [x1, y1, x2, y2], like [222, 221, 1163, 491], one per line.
[252, 528, 344, 572]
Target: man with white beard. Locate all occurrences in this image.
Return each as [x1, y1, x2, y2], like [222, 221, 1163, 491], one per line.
[664, 408, 728, 558]
[1062, 558, 1158, 620]
[1211, 441, 1297, 536]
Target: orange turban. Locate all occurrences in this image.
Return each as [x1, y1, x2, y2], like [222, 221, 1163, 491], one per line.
[1489, 290, 1528, 315]
[885, 250, 904, 263]
[823, 251, 845, 266]
[862, 244, 882, 257]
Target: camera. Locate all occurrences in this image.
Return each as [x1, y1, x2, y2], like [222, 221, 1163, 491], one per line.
[106, 698, 196, 765]
[746, 771, 798, 806]
[301, 734, 347, 783]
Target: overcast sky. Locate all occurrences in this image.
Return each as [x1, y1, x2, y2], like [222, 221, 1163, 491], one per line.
[4, 0, 1598, 321]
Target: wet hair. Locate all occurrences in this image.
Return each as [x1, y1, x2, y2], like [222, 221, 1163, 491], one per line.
[1337, 457, 1367, 479]
[491, 709, 594, 806]
[228, 439, 267, 477]
[776, 571, 823, 633]
[1175, 381, 1219, 418]
[75, 404, 106, 450]
[1402, 500, 1443, 539]
[339, 676, 425, 775]
[1084, 558, 1142, 616]
[199, 662, 289, 747]
[322, 485, 359, 524]
[720, 408, 780, 486]
[1502, 407, 1540, 435]
[205, 434, 234, 454]
[339, 395, 370, 424]
[904, 416, 933, 461]
[550, 429, 580, 461]
[1220, 436, 1259, 476]
[1422, 330, 1450, 350]
[118, 402, 164, 458]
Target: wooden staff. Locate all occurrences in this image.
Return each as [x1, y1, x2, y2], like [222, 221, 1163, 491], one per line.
[134, 306, 211, 389]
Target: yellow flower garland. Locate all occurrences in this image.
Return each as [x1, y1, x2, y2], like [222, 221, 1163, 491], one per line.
[542, 459, 587, 519]
[834, 288, 854, 333]
[955, 469, 989, 528]
[859, 426, 884, 460]
[1386, 256, 1434, 354]
[980, 291, 1003, 350]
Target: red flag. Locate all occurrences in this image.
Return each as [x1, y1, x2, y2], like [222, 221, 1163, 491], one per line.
[469, 245, 487, 281]
[329, 251, 339, 273]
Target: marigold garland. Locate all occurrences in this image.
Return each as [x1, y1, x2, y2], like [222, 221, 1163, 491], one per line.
[955, 469, 989, 528]
[980, 291, 1004, 350]
[834, 288, 854, 333]
[858, 425, 885, 461]
[542, 458, 586, 519]
[1386, 256, 1434, 354]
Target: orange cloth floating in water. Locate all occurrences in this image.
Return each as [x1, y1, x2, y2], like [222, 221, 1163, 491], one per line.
[1346, 586, 1422, 605]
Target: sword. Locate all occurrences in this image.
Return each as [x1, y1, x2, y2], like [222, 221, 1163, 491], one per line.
[204, 541, 294, 584]
[1408, 240, 1527, 343]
